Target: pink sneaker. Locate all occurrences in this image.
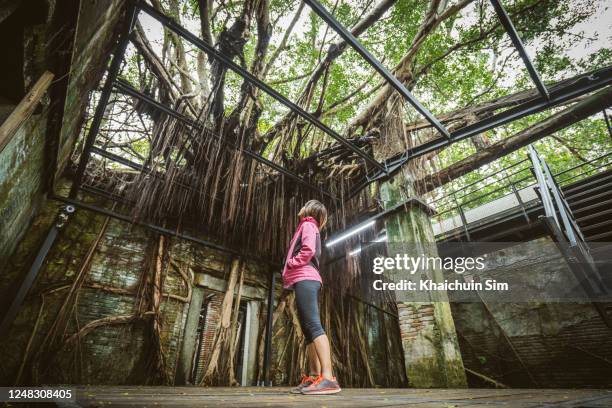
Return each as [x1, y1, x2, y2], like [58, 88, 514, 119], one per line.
[291, 375, 315, 394]
[301, 375, 341, 395]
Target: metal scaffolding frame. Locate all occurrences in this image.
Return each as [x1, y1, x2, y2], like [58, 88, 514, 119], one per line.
[113, 80, 339, 200]
[137, 1, 386, 173]
[304, 0, 451, 138]
[70, 0, 612, 212]
[489, 0, 549, 100]
[301, 0, 612, 198]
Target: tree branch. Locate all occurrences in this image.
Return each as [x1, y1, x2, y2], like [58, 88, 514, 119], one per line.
[417, 85, 612, 193]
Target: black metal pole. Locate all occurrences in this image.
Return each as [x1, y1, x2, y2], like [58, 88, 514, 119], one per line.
[489, 0, 549, 100]
[304, 0, 450, 138]
[69, 3, 137, 199]
[52, 194, 281, 268]
[262, 269, 276, 386]
[0, 209, 71, 335]
[604, 109, 612, 141]
[136, 1, 386, 174]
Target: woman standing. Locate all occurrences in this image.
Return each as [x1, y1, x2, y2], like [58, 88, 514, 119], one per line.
[282, 200, 341, 395]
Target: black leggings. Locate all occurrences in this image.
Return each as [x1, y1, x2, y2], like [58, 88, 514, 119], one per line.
[294, 280, 325, 344]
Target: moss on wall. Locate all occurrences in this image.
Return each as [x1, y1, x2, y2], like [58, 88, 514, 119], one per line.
[451, 237, 612, 388]
[1, 190, 270, 386]
[0, 112, 48, 272]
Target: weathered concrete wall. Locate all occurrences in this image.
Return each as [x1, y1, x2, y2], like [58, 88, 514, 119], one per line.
[0, 110, 49, 278]
[451, 237, 612, 387]
[0, 0, 125, 277]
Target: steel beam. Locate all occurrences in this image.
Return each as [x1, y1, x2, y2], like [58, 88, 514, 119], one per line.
[52, 195, 279, 268]
[136, 2, 386, 173]
[489, 0, 549, 100]
[69, 4, 137, 198]
[604, 109, 612, 140]
[0, 223, 60, 335]
[114, 80, 337, 200]
[304, 0, 450, 138]
[349, 66, 612, 197]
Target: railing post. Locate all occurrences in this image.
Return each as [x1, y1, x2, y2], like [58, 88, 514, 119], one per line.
[528, 145, 559, 227]
[604, 109, 612, 141]
[540, 159, 578, 246]
[511, 183, 530, 223]
[452, 193, 471, 241]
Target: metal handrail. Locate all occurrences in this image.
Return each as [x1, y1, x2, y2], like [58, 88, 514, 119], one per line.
[429, 158, 530, 204]
[529, 145, 573, 244]
[431, 150, 612, 221]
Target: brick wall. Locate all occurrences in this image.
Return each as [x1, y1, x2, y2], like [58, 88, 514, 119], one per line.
[397, 303, 436, 343]
[0, 194, 269, 386]
[194, 293, 222, 383]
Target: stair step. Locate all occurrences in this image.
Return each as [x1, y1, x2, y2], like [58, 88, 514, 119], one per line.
[564, 180, 612, 202]
[562, 170, 612, 195]
[572, 198, 612, 215]
[576, 208, 612, 224]
[566, 189, 612, 208]
[586, 230, 612, 241]
[581, 219, 612, 232]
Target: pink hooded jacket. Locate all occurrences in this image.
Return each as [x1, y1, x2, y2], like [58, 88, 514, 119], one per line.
[282, 217, 322, 289]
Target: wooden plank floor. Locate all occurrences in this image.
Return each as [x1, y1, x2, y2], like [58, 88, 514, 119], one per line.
[65, 387, 612, 407]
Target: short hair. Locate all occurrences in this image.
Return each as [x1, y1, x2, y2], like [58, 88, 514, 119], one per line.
[298, 200, 328, 229]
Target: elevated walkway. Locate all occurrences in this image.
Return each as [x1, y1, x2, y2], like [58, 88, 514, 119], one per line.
[431, 151, 612, 245]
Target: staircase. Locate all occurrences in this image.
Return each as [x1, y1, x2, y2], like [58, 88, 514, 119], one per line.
[564, 168, 612, 288]
[433, 152, 612, 246]
[432, 147, 612, 324]
[564, 168, 612, 243]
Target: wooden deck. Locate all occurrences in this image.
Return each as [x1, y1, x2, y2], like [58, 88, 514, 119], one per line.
[67, 386, 612, 407]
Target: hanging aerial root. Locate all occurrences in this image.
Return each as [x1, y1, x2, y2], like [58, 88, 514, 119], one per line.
[199, 258, 245, 386]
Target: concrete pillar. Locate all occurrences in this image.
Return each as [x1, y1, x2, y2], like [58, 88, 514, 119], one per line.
[241, 300, 260, 386]
[175, 286, 205, 385]
[381, 167, 467, 388]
